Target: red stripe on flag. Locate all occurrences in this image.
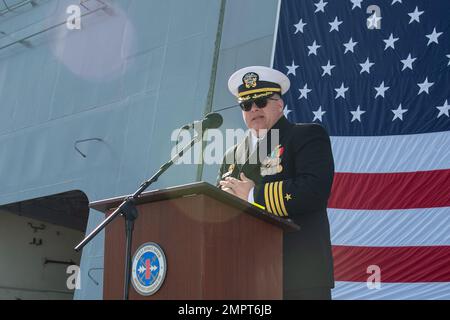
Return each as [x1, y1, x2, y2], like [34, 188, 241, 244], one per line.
[329, 169, 450, 210]
[333, 245, 450, 283]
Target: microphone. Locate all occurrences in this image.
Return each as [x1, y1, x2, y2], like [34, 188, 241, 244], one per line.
[181, 112, 223, 131]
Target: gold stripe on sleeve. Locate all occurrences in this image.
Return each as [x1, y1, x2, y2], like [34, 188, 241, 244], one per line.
[279, 181, 289, 217]
[268, 182, 278, 216]
[264, 183, 273, 214]
[273, 181, 283, 216]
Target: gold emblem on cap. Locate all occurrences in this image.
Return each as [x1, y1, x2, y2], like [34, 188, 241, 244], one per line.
[242, 72, 259, 89]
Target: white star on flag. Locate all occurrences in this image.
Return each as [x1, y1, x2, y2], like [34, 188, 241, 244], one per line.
[294, 19, 307, 34]
[426, 28, 443, 46]
[383, 33, 399, 51]
[321, 60, 335, 77]
[408, 6, 424, 24]
[401, 54, 417, 71]
[284, 105, 292, 119]
[447, 54, 450, 66]
[314, 0, 327, 13]
[329, 17, 343, 32]
[350, 106, 366, 122]
[343, 37, 357, 54]
[313, 106, 326, 122]
[299, 84, 312, 99]
[391, 0, 402, 5]
[436, 100, 450, 118]
[417, 77, 434, 95]
[286, 61, 299, 76]
[375, 81, 389, 98]
[392, 104, 408, 121]
[350, 0, 363, 10]
[335, 83, 349, 99]
[307, 40, 321, 56]
[360, 58, 375, 74]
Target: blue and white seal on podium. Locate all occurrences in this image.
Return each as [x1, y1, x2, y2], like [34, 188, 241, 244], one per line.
[131, 242, 167, 296]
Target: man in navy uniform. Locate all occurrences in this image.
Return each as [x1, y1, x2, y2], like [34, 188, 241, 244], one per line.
[218, 66, 335, 300]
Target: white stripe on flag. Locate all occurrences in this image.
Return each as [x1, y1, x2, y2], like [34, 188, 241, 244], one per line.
[332, 281, 450, 300]
[328, 207, 450, 246]
[331, 131, 450, 173]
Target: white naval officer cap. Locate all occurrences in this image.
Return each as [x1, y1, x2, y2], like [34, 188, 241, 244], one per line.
[227, 66, 291, 102]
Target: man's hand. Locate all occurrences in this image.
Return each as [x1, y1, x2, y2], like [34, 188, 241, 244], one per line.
[219, 173, 255, 201]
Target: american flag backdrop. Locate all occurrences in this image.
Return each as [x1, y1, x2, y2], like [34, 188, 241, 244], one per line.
[272, 0, 450, 299]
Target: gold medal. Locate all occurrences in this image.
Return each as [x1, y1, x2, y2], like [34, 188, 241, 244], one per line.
[222, 164, 235, 179]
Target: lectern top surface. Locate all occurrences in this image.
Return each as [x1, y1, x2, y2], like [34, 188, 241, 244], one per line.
[89, 182, 300, 232]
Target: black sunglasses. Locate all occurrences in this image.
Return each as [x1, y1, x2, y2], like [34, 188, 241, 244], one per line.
[239, 96, 279, 112]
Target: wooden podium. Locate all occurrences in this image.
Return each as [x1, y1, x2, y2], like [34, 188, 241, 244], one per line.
[90, 182, 299, 300]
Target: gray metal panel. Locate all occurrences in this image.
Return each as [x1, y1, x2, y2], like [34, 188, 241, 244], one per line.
[0, 0, 223, 300]
[0, 0, 279, 299]
[220, 0, 279, 50]
[202, 0, 279, 185]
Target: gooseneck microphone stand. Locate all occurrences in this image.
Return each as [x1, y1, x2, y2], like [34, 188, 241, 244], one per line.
[74, 130, 204, 300]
